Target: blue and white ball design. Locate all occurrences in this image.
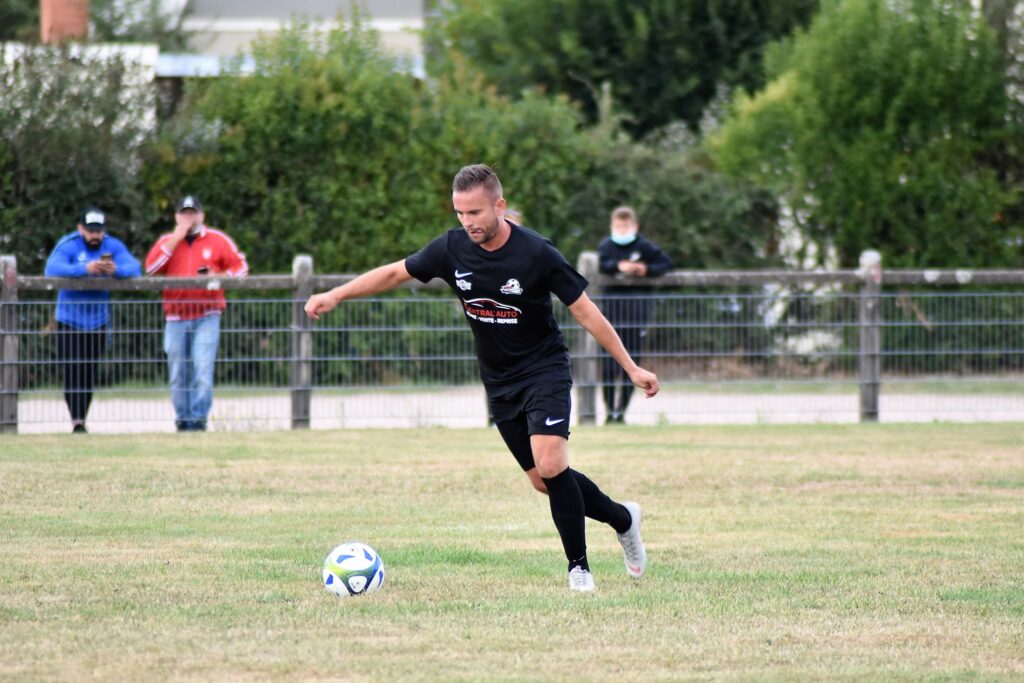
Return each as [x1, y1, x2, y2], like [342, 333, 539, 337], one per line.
[322, 542, 385, 597]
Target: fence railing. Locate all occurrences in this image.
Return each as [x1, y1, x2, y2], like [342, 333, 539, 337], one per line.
[2, 251, 1023, 433]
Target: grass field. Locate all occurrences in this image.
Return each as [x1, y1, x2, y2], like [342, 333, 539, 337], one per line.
[1, 424, 1022, 681]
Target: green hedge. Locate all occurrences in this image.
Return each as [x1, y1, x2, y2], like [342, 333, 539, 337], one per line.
[711, 0, 1020, 268]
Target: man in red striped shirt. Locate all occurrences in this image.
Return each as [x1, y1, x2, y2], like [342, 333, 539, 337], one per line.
[145, 195, 248, 431]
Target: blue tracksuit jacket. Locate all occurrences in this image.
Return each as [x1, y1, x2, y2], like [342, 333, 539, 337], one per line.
[44, 231, 141, 330]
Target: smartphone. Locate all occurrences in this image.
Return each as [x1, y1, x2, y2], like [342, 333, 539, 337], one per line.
[100, 252, 113, 261]
[197, 266, 209, 274]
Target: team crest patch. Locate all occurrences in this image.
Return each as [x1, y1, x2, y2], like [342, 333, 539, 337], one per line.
[202, 248, 213, 260]
[499, 278, 523, 295]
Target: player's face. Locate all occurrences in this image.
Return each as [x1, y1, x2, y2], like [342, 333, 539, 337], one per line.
[453, 185, 506, 247]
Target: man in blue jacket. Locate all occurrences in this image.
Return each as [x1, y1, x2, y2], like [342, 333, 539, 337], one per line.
[45, 207, 141, 433]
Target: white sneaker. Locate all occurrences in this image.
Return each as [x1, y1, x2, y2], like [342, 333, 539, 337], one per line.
[568, 566, 596, 593]
[616, 501, 647, 579]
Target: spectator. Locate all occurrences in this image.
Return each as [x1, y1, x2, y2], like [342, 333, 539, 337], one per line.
[44, 207, 141, 433]
[144, 196, 248, 432]
[597, 206, 672, 424]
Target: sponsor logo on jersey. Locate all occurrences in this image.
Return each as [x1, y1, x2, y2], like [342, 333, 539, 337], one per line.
[454, 269, 473, 278]
[499, 278, 523, 295]
[461, 298, 522, 325]
[456, 279, 471, 291]
[203, 248, 213, 260]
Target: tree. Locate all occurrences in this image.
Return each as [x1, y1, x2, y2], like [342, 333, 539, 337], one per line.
[90, 0, 191, 52]
[144, 21, 591, 274]
[561, 133, 779, 270]
[0, 45, 158, 270]
[426, 0, 820, 139]
[0, 0, 189, 49]
[145, 18, 779, 276]
[0, 0, 38, 42]
[711, 0, 1018, 267]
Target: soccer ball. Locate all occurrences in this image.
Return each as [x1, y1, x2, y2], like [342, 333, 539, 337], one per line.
[322, 542, 385, 597]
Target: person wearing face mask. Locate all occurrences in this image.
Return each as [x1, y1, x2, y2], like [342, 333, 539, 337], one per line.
[597, 206, 672, 424]
[144, 195, 248, 432]
[45, 207, 141, 433]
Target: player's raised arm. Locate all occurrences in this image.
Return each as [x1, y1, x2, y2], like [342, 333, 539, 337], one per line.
[304, 259, 414, 320]
[567, 291, 660, 398]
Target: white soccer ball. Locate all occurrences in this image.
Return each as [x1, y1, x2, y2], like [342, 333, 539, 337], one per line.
[322, 542, 385, 597]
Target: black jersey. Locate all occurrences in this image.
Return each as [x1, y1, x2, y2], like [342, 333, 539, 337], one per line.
[405, 223, 588, 386]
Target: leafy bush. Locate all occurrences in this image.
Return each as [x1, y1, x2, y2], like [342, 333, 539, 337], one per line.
[426, 0, 820, 138]
[0, 44, 158, 271]
[143, 21, 590, 275]
[564, 133, 780, 269]
[711, 0, 1018, 268]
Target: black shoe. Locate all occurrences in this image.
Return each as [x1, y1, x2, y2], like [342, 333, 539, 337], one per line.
[193, 421, 207, 432]
[72, 423, 87, 434]
[176, 420, 192, 432]
[606, 414, 620, 425]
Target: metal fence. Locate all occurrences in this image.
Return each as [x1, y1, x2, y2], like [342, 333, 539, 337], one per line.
[2, 252, 1023, 433]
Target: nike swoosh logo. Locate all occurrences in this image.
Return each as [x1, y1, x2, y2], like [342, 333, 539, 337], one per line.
[454, 270, 473, 278]
[544, 417, 565, 426]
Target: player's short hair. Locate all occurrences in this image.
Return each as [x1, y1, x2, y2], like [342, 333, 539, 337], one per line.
[453, 164, 503, 200]
[611, 206, 638, 223]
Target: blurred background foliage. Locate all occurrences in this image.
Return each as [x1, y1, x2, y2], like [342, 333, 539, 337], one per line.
[1, 0, 1022, 273]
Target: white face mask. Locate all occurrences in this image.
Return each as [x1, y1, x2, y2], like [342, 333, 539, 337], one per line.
[610, 232, 637, 245]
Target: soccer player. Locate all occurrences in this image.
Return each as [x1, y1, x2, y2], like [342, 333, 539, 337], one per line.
[305, 165, 656, 593]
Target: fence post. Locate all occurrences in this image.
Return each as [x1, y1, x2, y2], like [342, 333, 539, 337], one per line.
[290, 255, 314, 429]
[575, 251, 599, 425]
[0, 256, 19, 433]
[858, 250, 882, 422]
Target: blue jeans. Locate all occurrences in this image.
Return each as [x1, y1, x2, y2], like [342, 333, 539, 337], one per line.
[164, 314, 221, 427]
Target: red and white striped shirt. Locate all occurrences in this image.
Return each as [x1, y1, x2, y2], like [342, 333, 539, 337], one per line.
[144, 225, 249, 321]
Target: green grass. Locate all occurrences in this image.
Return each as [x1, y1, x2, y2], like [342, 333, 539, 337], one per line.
[1, 424, 1022, 681]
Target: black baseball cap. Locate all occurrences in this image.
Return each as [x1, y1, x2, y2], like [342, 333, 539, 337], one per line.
[79, 207, 107, 232]
[175, 195, 203, 212]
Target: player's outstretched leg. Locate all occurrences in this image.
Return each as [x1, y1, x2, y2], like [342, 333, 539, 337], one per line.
[616, 501, 647, 579]
[571, 469, 647, 579]
[571, 469, 631, 529]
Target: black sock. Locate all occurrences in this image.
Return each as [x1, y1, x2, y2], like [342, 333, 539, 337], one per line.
[541, 468, 588, 572]
[572, 469, 632, 534]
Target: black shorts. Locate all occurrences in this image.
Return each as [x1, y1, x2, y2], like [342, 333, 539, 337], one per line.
[488, 375, 572, 471]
